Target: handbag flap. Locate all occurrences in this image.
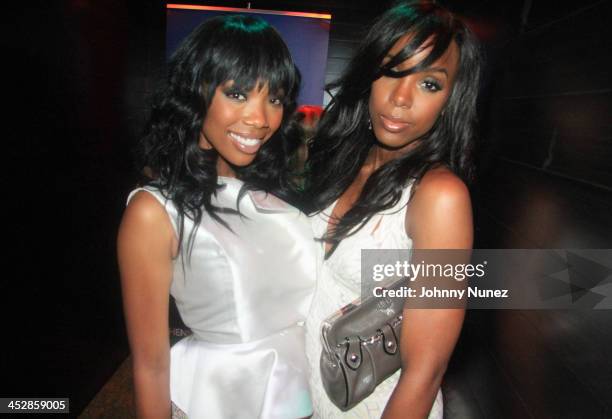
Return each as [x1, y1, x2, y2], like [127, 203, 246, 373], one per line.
[324, 278, 408, 347]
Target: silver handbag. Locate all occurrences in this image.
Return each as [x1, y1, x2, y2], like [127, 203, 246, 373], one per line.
[319, 278, 407, 411]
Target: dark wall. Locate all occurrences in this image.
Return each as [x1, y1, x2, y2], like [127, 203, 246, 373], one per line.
[447, 1, 612, 418]
[4, 1, 610, 417]
[3, 0, 162, 415]
[476, 0, 612, 250]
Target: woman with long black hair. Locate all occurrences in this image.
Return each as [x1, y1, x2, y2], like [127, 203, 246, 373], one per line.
[305, 1, 482, 417]
[118, 15, 316, 418]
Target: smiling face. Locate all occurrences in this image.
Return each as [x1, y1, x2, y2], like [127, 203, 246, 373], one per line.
[199, 80, 284, 177]
[368, 34, 460, 152]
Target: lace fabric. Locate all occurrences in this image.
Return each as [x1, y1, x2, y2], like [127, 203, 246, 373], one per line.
[305, 183, 444, 418]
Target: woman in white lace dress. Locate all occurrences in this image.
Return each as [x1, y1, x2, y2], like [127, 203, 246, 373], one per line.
[304, 2, 482, 418]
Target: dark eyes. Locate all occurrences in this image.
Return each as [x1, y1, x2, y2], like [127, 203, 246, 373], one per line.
[224, 91, 246, 101]
[223, 90, 283, 106]
[421, 79, 442, 92]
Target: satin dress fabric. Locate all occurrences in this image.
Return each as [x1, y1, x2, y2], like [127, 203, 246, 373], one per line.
[305, 183, 444, 419]
[127, 177, 317, 419]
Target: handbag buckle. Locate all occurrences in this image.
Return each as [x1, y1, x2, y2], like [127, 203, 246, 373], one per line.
[381, 324, 399, 355]
[343, 338, 363, 370]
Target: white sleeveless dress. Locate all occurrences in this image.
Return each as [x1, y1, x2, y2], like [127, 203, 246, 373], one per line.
[127, 176, 317, 419]
[305, 184, 444, 419]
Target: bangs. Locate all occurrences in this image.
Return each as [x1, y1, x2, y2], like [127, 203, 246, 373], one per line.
[203, 18, 298, 100]
[379, 7, 455, 78]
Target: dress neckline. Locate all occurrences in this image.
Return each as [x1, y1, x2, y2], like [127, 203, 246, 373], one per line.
[218, 175, 242, 182]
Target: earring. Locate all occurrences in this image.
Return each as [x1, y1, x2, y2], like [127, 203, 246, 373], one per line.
[367, 118, 372, 130]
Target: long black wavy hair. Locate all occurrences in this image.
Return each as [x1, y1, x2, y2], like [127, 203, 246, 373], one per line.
[305, 0, 482, 257]
[137, 14, 301, 256]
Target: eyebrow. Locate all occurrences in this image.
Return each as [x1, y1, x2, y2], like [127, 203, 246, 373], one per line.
[424, 67, 448, 77]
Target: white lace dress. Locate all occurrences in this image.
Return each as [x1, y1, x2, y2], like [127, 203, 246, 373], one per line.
[305, 184, 444, 419]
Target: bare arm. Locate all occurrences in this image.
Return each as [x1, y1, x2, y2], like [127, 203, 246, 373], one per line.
[117, 191, 177, 418]
[382, 168, 472, 419]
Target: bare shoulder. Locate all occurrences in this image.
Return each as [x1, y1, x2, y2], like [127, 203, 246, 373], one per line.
[407, 167, 473, 248]
[122, 190, 169, 227]
[118, 190, 177, 256]
[411, 166, 470, 208]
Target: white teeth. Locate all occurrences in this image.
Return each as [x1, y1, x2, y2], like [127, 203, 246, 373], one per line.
[229, 132, 262, 146]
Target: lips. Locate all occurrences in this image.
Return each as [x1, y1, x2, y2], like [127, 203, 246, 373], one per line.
[378, 114, 413, 133]
[228, 131, 264, 154]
